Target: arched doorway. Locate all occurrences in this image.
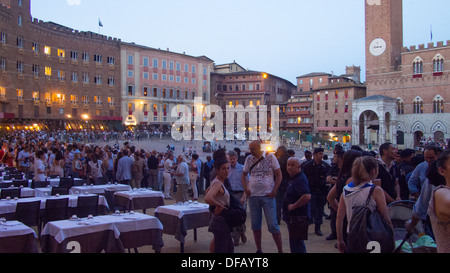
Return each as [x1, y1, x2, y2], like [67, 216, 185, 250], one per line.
[359, 110, 379, 146]
[414, 131, 423, 147]
[397, 131, 405, 145]
[434, 131, 444, 143]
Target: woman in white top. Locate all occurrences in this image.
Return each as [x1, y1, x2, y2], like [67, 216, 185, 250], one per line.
[336, 156, 392, 253]
[34, 150, 47, 182]
[49, 151, 64, 177]
[205, 157, 233, 253]
[88, 154, 103, 184]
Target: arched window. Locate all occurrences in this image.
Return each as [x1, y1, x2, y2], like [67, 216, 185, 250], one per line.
[433, 95, 444, 114]
[413, 57, 423, 74]
[433, 55, 445, 72]
[413, 97, 424, 114]
[397, 98, 404, 115]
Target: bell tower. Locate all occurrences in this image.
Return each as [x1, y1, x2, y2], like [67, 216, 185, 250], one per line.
[365, 0, 403, 80]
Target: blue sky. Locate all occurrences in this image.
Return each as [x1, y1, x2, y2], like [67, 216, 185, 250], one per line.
[30, 0, 450, 84]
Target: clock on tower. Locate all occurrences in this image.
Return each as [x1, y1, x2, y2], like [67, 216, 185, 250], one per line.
[365, 0, 403, 77]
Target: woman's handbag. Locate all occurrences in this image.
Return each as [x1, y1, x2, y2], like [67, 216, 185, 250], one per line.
[346, 185, 395, 253]
[287, 215, 309, 240]
[220, 193, 247, 228]
[189, 171, 198, 181]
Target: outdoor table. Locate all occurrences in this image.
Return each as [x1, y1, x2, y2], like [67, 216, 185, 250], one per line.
[0, 187, 35, 198]
[69, 184, 131, 195]
[0, 194, 109, 220]
[114, 188, 165, 213]
[1, 179, 32, 187]
[34, 187, 52, 197]
[40, 212, 164, 253]
[154, 202, 210, 253]
[0, 220, 38, 253]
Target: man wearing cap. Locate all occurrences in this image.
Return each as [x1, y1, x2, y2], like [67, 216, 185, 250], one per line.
[301, 148, 330, 236]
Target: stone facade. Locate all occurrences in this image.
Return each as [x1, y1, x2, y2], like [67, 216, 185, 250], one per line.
[211, 65, 295, 137]
[120, 43, 214, 129]
[357, 0, 450, 148]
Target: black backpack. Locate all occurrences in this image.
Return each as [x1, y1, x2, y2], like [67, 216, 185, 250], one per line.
[346, 185, 395, 253]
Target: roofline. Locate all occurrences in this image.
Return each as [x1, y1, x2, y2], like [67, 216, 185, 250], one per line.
[120, 42, 214, 62]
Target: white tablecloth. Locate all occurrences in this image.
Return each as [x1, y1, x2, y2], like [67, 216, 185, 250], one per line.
[0, 221, 37, 238]
[41, 213, 163, 243]
[114, 189, 164, 200]
[0, 195, 108, 215]
[0, 187, 35, 198]
[154, 203, 210, 219]
[34, 187, 52, 197]
[69, 184, 131, 195]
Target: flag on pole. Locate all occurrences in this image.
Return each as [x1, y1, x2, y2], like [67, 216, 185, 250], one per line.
[430, 25, 433, 42]
[99, 18, 103, 27]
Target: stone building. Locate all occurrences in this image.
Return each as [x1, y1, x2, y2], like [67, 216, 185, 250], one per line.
[289, 67, 366, 144]
[120, 42, 214, 131]
[354, 0, 450, 148]
[211, 62, 295, 140]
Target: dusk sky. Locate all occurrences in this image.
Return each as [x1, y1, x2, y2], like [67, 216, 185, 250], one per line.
[30, 0, 450, 85]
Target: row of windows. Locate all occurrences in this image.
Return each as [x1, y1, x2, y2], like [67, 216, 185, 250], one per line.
[128, 71, 201, 85]
[315, 120, 350, 127]
[128, 55, 204, 74]
[126, 86, 207, 101]
[228, 100, 262, 107]
[317, 102, 349, 113]
[218, 83, 261, 92]
[397, 96, 445, 114]
[0, 31, 117, 67]
[0, 87, 115, 106]
[3, 61, 117, 86]
[412, 55, 445, 74]
[317, 90, 350, 101]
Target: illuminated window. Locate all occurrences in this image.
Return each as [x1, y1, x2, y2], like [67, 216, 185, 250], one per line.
[44, 46, 51, 55]
[33, 92, 39, 101]
[0, 87, 5, 98]
[32, 42, 39, 53]
[45, 66, 52, 76]
[57, 49, 65, 58]
[57, 69, 65, 79]
[16, 89, 23, 99]
[108, 97, 115, 106]
[94, 96, 102, 105]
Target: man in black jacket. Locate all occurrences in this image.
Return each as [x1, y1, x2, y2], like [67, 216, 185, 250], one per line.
[147, 150, 159, 190]
[302, 148, 330, 236]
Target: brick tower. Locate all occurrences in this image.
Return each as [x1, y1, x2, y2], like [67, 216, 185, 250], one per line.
[365, 0, 403, 83]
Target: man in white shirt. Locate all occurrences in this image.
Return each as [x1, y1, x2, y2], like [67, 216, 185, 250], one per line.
[242, 141, 283, 253]
[163, 154, 175, 199]
[17, 145, 31, 173]
[174, 155, 190, 203]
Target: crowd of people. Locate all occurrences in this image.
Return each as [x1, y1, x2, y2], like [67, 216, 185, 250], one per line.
[0, 128, 449, 254]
